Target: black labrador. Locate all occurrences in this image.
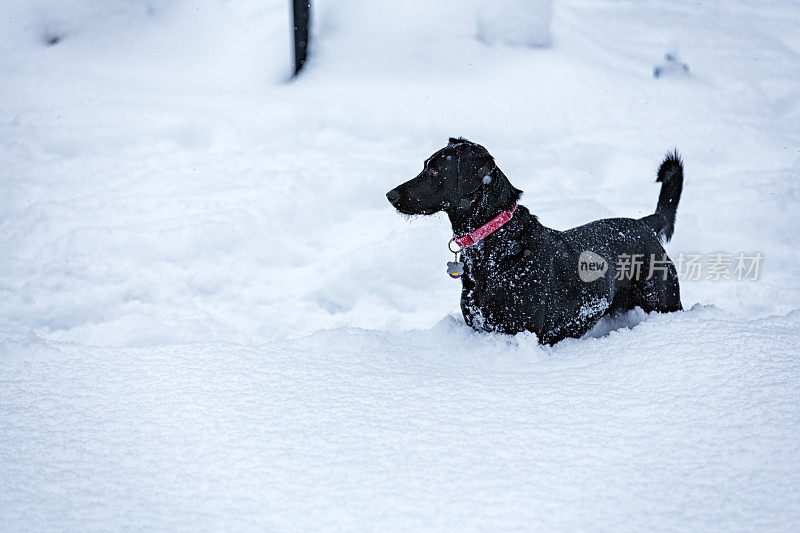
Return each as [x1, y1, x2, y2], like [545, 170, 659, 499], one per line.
[386, 138, 683, 345]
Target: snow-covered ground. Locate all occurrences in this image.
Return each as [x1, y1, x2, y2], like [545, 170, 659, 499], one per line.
[1, 0, 799, 529]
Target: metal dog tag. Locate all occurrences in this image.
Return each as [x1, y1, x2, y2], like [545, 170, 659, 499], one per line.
[447, 238, 465, 279]
[447, 261, 464, 279]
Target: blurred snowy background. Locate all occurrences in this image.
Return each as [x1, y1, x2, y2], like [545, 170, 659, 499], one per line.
[1, 0, 799, 529]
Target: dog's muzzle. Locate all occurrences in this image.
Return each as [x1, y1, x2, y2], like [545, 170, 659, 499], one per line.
[386, 189, 400, 206]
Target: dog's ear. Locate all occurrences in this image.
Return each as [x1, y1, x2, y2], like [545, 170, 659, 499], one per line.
[476, 161, 495, 182]
[456, 149, 495, 208]
[463, 153, 496, 185]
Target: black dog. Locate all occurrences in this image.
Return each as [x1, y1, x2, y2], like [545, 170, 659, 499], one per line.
[386, 138, 683, 345]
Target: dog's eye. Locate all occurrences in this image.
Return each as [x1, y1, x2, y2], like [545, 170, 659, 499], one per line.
[430, 170, 439, 177]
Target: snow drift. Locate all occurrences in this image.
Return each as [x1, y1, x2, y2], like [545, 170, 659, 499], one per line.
[2, 309, 800, 530]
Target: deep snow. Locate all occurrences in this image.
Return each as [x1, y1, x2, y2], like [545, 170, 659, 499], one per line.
[1, 0, 800, 529]
[3, 310, 800, 530]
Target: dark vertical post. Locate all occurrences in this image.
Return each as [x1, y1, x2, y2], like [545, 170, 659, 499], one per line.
[292, 0, 310, 76]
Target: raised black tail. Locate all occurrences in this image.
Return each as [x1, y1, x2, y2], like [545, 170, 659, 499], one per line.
[643, 150, 683, 242]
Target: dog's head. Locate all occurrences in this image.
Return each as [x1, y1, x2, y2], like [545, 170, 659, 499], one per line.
[386, 138, 520, 216]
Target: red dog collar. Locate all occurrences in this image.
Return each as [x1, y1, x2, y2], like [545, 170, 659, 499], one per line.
[452, 204, 518, 248]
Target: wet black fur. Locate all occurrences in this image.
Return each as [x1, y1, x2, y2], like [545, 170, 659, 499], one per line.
[387, 138, 683, 345]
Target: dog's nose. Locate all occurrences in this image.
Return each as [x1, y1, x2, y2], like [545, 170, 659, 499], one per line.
[386, 189, 400, 204]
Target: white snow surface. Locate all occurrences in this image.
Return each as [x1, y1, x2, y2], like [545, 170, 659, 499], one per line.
[476, 0, 554, 47]
[2, 0, 800, 529]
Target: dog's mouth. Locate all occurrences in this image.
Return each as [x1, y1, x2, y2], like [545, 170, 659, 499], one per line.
[390, 202, 440, 216]
[386, 189, 440, 216]
[396, 205, 439, 216]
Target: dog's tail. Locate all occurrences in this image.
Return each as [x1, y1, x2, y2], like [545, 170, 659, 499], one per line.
[642, 149, 683, 242]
